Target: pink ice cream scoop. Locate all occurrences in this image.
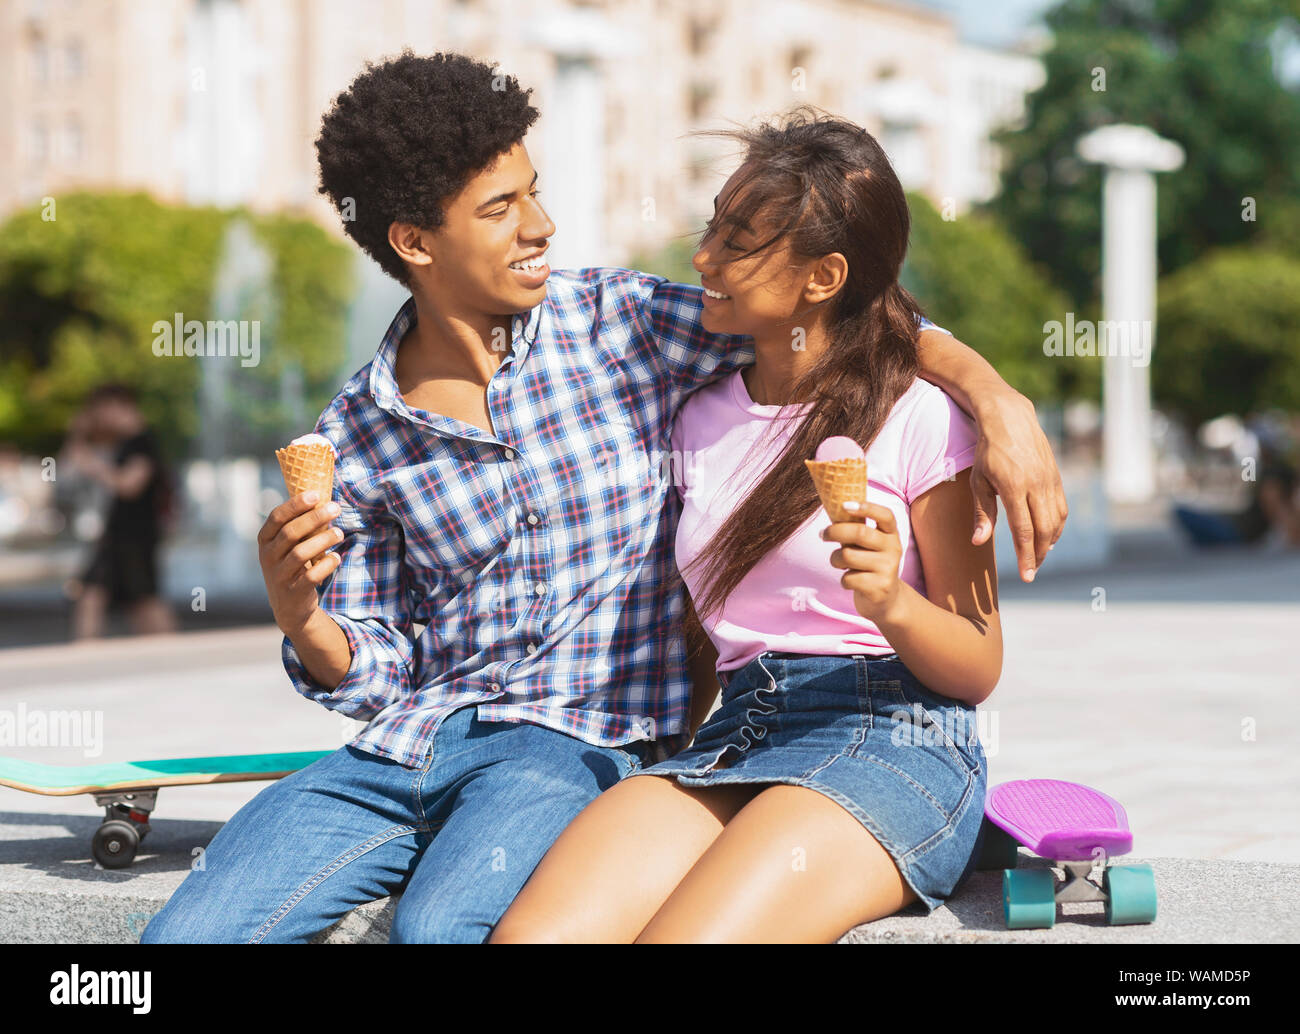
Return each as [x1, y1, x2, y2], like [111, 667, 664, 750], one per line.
[814, 436, 865, 462]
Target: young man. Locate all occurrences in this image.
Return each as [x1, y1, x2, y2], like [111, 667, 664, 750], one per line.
[142, 51, 1066, 943]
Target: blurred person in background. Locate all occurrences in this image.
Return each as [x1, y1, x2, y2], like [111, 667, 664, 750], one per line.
[64, 383, 178, 638]
[1173, 443, 1300, 550]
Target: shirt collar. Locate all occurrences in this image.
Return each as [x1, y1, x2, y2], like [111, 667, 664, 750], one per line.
[368, 295, 544, 419]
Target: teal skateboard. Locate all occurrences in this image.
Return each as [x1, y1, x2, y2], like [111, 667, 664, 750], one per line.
[0, 751, 331, 869]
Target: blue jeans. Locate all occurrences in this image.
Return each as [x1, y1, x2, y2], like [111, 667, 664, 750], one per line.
[140, 705, 651, 943]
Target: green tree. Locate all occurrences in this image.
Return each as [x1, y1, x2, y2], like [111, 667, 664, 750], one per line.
[991, 0, 1300, 307]
[0, 193, 353, 460]
[1155, 247, 1300, 425]
[903, 193, 1084, 402]
[625, 235, 700, 284]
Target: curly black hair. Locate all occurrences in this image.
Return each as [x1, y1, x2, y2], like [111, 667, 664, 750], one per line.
[315, 50, 539, 284]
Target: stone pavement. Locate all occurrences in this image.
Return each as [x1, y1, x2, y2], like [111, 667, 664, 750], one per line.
[3, 813, 1294, 942]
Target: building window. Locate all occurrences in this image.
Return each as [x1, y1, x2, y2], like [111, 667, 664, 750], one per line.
[688, 18, 711, 57]
[29, 120, 48, 163]
[64, 39, 83, 79]
[879, 122, 928, 190]
[688, 81, 714, 121]
[63, 117, 84, 163]
[31, 40, 49, 83]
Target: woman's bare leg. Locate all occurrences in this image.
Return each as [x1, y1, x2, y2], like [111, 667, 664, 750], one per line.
[489, 774, 759, 943]
[72, 583, 108, 640]
[128, 596, 177, 635]
[636, 784, 917, 943]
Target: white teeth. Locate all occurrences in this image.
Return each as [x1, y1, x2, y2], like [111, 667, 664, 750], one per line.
[510, 255, 548, 271]
[703, 287, 730, 299]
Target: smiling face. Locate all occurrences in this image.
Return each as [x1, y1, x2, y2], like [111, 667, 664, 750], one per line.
[691, 162, 843, 338]
[390, 141, 556, 317]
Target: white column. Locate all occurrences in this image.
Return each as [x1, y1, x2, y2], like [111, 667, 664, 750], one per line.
[523, 10, 630, 270]
[1077, 125, 1184, 503]
[546, 58, 605, 269]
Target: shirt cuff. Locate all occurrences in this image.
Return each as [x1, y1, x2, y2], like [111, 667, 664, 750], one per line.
[917, 315, 951, 336]
[281, 613, 403, 718]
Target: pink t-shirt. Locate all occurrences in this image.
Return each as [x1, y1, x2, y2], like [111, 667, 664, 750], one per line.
[672, 369, 978, 672]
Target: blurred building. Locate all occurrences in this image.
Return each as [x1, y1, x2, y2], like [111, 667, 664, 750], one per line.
[0, 0, 1043, 268]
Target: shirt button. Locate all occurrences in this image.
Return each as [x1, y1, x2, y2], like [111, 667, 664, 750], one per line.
[533, 582, 547, 596]
[504, 449, 516, 460]
[489, 683, 500, 693]
[525, 643, 538, 656]
[526, 512, 540, 526]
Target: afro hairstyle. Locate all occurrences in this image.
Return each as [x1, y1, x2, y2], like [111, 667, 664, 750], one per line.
[315, 50, 539, 284]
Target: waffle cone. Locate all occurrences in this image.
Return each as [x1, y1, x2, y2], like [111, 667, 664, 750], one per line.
[276, 443, 336, 503]
[275, 443, 336, 569]
[805, 457, 868, 522]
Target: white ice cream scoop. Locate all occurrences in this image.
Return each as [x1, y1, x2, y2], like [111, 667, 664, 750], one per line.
[289, 433, 337, 457]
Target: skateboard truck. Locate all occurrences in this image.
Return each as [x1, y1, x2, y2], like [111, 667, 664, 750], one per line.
[976, 779, 1158, 929]
[90, 789, 157, 870]
[1055, 857, 1109, 904]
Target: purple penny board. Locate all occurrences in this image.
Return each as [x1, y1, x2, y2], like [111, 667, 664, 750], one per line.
[985, 779, 1132, 862]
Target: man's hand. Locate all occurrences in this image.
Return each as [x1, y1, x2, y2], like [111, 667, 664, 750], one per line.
[257, 491, 344, 635]
[969, 391, 1067, 582]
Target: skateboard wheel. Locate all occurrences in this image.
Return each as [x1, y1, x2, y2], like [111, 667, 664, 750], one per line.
[1003, 868, 1056, 929]
[975, 821, 1020, 871]
[1103, 864, 1157, 925]
[92, 820, 140, 869]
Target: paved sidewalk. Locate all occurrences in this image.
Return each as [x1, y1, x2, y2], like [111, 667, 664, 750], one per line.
[3, 812, 1294, 942]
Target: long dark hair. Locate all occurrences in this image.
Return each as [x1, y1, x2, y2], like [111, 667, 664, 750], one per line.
[675, 108, 924, 634]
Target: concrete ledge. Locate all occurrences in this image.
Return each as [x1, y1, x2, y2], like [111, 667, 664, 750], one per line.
[3, 811, 1297, 943]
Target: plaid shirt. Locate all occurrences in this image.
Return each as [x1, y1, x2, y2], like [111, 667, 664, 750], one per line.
[284, 267, 941, 769]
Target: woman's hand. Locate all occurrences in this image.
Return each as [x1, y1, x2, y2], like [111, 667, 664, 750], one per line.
[824, 501, 904, 625]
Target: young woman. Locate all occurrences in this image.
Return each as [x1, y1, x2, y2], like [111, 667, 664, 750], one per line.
[491, 110, 1000, 943]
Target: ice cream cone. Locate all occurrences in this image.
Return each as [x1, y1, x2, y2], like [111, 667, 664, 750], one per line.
[275, 439, 336, 570]
[276, 442, 336, 503]
[805, 457, 868, 523]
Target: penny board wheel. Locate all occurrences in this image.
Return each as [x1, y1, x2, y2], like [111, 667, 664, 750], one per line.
[976, 820, 1021, 871]
[1003, 868, 1056, 929]
[1103, 863, 1158, 925]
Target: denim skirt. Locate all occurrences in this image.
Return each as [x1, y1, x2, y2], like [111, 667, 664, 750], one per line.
[640, 651, 987, 913]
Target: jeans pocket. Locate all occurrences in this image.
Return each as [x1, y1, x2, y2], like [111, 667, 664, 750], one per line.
[873, 666, 979, 776]
[902, 695, 981, 775]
